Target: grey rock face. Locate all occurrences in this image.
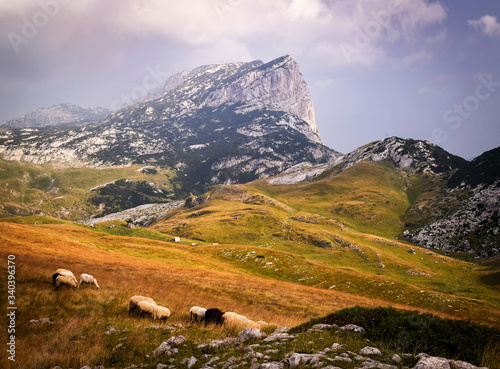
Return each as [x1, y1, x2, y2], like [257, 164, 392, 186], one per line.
[337, 137, 466, 175]
[148, 56, 317, 137]
[405, 181, 500, 257]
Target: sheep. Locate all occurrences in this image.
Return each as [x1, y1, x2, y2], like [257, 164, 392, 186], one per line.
[53, 273, 78, 289]
[193, 307, 207, 323]
[153, 305, 171, 321]
[189, 306, 202, 322]
[55, 269, 78, 284]
[256, 320, 268, 329]
[78, 273, 99, 290]
[204, 308, 225, 325]
[136, 300, 156, 318]
[189, 306, 207, 323]
[222, 312, 252, 330]
[129, 295, 156, 315]
[223, 312, 265, 330]
[53, 269, 78, 289]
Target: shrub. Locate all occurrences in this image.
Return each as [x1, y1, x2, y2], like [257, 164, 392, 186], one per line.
[292, 306, 500, 367]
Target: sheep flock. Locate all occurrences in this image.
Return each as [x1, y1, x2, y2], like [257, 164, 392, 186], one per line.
[52, 268, 269, 328]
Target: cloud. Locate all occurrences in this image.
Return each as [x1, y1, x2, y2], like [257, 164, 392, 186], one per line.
[402, 50, 434, 69]
[417, 86, 447, 98]
[467, 15, 500, 37]
[0, 0, 449, 67]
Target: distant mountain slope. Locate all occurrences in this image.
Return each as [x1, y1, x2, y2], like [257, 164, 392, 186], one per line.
[336, 137, 467, 175]
[1, 103, 111, 129]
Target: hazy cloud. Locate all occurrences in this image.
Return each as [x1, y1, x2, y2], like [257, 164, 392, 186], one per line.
[402, 50, 434, 69]
[467, 15, 500, 37]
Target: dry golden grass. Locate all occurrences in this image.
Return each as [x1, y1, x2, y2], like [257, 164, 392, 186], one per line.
[1, 220, 499, 367]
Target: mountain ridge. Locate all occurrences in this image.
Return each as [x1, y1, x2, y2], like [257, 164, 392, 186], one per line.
[1, 103, 111, 129]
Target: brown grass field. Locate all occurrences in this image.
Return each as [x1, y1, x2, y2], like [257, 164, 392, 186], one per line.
[1, 219, 499, 368]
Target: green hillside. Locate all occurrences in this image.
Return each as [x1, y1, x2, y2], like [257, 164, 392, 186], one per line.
[152, 161, 500, 322]
[0, 158, 176, 219]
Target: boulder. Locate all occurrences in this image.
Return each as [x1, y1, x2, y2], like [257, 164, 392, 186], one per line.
[153, 336, 185, 357]
[341, 324, 366, 333]
[413, 356, 451, 369]
[238, 328, 266, 343]
[286, 353, 325, 368]
[359, 346, 382, 355]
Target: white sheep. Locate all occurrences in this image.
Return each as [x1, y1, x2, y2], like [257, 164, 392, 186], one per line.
[189, 306, 202, 322]
[55, 269, 78, 284]
[53, 274, 78, 289]
[193, 307, 206, 323]
[136, 300, 156, 318]
[153, 305, 171, 321]
[223, 312, 254, 330]
[189, 306, 206, 323]
[78, 273, 100, 290]
[129, 295, 156, 315]
[53, 269, 78, 289]
[223, 312, 268, 330]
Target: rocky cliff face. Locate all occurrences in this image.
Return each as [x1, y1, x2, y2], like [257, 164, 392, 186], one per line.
[146, 56, 317, 138]
[1, 103, 111, 129]
[404, 181, 500, 257]
[403, 148, 500, 258]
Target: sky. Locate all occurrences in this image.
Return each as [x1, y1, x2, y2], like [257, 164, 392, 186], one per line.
[0, 0, 499, 160]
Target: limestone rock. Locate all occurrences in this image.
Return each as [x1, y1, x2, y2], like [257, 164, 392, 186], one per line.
[238, 328, 267, 343]
[413, 356, 451, 369]
[341, 324, 366, 333]
[359, 346, 382, 355]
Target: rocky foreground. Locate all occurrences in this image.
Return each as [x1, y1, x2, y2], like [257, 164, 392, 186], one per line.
[52, 322, 489, 369]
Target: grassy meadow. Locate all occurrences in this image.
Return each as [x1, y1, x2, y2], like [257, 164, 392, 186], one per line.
[0, 158, 175, 219]
[0, 160, 499, 368]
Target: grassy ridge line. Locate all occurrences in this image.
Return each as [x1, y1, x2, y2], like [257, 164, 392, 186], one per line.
[250, 161, 410, 237]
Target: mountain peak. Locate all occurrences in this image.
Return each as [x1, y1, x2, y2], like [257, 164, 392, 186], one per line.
[337, 137, 467, 175]
[145, 56, 318, 138]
